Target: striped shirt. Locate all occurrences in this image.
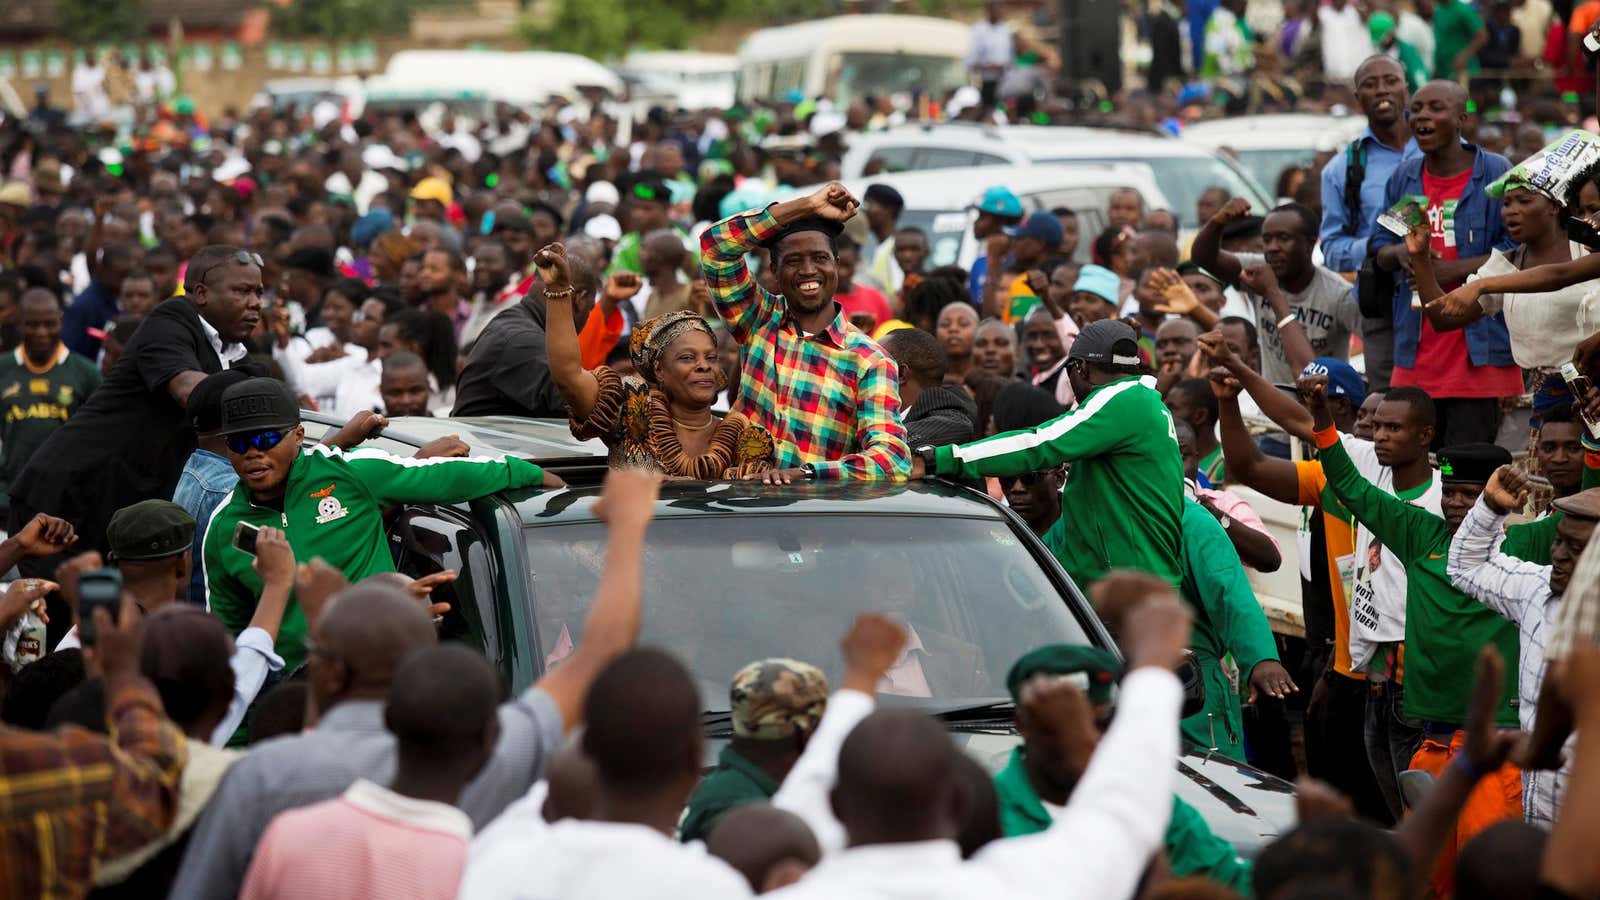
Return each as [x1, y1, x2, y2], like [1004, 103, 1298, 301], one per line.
[240, 779, 471, 900]
[700, 208, 910, 481]
[1447, 497, 1566, 826]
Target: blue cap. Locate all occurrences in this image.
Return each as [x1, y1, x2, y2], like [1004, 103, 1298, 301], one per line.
[1072, 264, 1121, 306]
[1005, 211, 1065, 247]
[973, 185, 1024, 219]
[1300, 357, 1366, 407]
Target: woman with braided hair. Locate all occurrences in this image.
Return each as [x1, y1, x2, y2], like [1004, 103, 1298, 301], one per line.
[540, 242, 775, 478]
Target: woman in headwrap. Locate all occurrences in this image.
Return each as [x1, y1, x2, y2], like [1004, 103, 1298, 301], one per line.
[541, 243, 775, 478]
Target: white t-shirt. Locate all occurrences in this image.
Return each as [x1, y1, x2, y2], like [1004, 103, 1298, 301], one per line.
[1473, 243, 1600, 370]
[967, 19, 1014, 69]
[1318, 4, 1375, 82]
[1340, 434, 1442, 671]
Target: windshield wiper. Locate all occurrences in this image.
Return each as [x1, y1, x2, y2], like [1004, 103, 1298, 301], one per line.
[930, 700, 1015, 723]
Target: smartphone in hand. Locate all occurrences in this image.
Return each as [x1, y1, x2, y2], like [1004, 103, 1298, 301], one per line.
[76, 568, 123, 646]
[233, 522, 261, 557]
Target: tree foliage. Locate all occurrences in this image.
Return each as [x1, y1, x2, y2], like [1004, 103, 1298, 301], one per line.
[517, 0, 836, 59]
[57, 0, 145, 45]
[271, 0, 434, 40]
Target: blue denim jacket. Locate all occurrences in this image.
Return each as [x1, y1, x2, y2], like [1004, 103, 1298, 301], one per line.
[172, 448, 238, 607]
[1368, 146, 1516, 370]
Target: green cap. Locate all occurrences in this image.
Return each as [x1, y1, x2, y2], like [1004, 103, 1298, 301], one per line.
[729, 658, 829, 740]
[1006, 644, 1122, 704]
[107, 500, 196, 562]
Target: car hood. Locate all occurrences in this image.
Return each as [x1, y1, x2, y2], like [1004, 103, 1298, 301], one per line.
[703, 726, 1294, 857]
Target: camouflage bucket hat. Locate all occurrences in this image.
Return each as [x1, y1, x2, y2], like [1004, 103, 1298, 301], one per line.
[730, 658, 829, 740]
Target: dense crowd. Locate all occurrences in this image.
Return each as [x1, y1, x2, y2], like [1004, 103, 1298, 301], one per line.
[5, 12, 1600, 899]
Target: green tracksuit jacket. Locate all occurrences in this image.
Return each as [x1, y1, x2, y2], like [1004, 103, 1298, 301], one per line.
[933, 375, 1185, 590]
[202, 444, 547, 672]
[1179, 497, 1280, 762]
[992, 746, 1252, 893]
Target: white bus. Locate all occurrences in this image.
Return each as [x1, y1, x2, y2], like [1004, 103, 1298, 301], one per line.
[736, 15, 971, 105]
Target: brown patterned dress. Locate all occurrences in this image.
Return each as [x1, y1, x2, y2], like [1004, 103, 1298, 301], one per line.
[571, 367, 776, 478]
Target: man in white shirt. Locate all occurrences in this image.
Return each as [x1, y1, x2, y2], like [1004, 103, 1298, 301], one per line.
[766, 579, 1189, 900]
[967, 1, 1014, 109]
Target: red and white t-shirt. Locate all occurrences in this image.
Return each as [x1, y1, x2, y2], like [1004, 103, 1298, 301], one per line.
[1392, 166, 1523, 399]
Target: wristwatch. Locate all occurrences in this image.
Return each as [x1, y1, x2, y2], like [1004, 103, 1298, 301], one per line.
[800, 463, 817, 481]
[914, 444, 938, 470]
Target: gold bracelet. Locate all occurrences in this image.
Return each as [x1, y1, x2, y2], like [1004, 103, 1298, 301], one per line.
[544, 286, 575, 300]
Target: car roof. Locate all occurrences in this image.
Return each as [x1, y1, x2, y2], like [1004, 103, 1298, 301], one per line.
[509, 479, 1013, 527]
[839, 162, 1166, 208]
[738, 15, 970, 60]
[1180, 114, 1368, 151]
[298, 411, 1013, 523]
[302, 412, 608, 467]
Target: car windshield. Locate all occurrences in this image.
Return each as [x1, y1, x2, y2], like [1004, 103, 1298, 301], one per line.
[525, 514, 1093, 711]
[900, 208, 971, 268]
[1229, 148, 1318, 199]
[831, 53, 967, 105]
[1057, 155, 1270, 228]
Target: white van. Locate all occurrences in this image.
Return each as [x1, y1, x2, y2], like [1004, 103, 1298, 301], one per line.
[364, 50, 624, 115]
[737, 15, 970, 105]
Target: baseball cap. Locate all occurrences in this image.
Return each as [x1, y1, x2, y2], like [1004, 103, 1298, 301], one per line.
[1005, 644, 1122, 705]
[219, 378, 301, 436]
[107, 500, 196, 562]
[729, 658, 830, 740]
[1072, 264, 1121, 307]
[409, 176, 453, 206]
[189, 370, 255, 433]
[972, 186, 1024, 219]
[1175, 260, 1225, 286]
[1436, 444, 1512, 485]
[586, 180, 621, 207]
[1298, 357, 1367, 408]
[1005, 211, 1065, 248]
[1068, 319, 1142, 367]
[629, 174, 673, 205]
[583, 214, 622, 242]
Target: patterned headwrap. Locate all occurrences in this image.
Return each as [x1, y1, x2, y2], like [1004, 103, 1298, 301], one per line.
[629, 310, 715, 387]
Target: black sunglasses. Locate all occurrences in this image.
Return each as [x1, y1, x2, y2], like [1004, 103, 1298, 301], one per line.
[1001, 471, 1047, 489]
[189, 250, 265, 290]
[225, 429, 289, 455]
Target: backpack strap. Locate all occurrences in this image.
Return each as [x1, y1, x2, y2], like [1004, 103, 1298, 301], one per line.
[1342, 138, 1367, 237]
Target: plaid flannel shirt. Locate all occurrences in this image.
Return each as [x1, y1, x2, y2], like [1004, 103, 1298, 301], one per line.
[1447, 497, 1565, 827]
[0, 675, 187, 900]
[700, 207, 910, 481]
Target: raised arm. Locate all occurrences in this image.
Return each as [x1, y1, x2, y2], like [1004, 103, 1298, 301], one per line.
[1446, 467, 1545, 623]
[533, 468, 661, 728]
[534, 243, 605, 422]
[701, 183, 859, 342]
[771, 612, 906, 855]
[1189, 197, 1251, 287]
[1433, 251, 1600, 311]
[1148, 267, 1221, 331]
[211, 527, 293, 745]
[1210, 368, 1302, 504]
[1412, 223, 1485, 332]
[1199, 330, 1317, 442]
[1240, 263, 1316, 375]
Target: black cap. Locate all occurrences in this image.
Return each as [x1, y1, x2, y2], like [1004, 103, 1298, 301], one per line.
[219, 377, 301, 436]
[1068, 319, 1142, 368]
[1437, 443, 1512, 484]
[761, 215, 845, 252]
[282, 247, 335, 278]
[190, 370, 255, 433]
[628, 174, 673, 205]
[107, 500, 195, 561]
[864, 183, 904, 212]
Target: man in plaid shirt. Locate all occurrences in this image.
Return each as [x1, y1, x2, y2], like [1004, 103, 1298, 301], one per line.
[1448, 466, 1600, 827]
[700, 183, 911, 481]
